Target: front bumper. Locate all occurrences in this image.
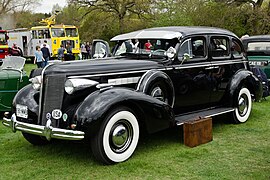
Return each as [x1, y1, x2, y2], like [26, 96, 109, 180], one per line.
[2, 114, 85, 141]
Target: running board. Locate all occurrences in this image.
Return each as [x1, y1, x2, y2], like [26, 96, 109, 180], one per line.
[175, 107, 235, 126]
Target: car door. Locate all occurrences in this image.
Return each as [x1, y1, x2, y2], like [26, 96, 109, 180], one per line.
[169, 36, 213, 115]
[208, 36, 246, 105]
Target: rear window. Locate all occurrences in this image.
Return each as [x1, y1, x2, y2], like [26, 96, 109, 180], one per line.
[247, 42, 270, 51]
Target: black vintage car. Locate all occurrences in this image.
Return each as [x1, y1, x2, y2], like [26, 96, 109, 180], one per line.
[3, 27, 262, 164]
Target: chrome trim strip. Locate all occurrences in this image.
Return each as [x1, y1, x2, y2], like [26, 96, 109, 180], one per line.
[136, 70, 151, 91]
[108, 76, 141, 86]
[173, 60, 246, 70]
[142, 71, 159, 93]
[3, 114, 85, 141]
[68, 69, 152, 79]
[38, 64, 54, 124]
[68, 60, 246, 79]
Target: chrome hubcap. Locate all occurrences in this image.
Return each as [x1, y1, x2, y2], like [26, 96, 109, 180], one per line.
[151, 86, 165, 102]
[238, 94, 248, 116]
[110, 120, 133, 153]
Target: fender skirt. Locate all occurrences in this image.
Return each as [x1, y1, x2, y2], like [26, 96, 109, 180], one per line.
[74, 87, 174, 135]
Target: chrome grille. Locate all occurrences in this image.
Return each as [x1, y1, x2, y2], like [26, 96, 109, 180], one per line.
[40, 75, 65, 127]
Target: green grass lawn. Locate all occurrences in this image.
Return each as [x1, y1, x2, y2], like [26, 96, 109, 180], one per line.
[24, 63, 36, 76]
[0, 97, 269, 179]
[1, 64, 270, 179]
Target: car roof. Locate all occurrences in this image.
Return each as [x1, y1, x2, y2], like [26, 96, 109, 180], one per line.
[242, 35, 270, 43]
[111, 26, 237, 41]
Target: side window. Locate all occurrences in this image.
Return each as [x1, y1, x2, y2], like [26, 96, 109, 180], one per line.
[44, 29, 51, 38]
[210, 37, 230, 57]
[232, 39, 243, 58]
[178, 37, 206, 60]
[32, 30, 37, 39]
[38, 30, 44, 39]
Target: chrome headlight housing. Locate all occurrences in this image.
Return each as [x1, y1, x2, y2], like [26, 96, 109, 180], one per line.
[64, 78, 99, 95]
[29, 75, 42, 90]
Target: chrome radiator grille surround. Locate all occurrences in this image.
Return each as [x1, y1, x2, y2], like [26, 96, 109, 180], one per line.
[40, 75, 66, 127]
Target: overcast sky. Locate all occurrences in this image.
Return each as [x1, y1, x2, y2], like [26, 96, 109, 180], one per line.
[35, 0, 67, 13]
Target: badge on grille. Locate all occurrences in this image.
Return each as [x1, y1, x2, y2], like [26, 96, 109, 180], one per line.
[46, 113, 51, 120]
[52, 109, 62, 120]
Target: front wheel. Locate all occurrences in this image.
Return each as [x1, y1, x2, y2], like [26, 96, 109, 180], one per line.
[232, 87, 252, 123]
[22, 132, 50, 145]
[91, 107, 139, 164]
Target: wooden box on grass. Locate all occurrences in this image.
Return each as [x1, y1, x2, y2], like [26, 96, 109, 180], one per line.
[183, 117, 213, 147]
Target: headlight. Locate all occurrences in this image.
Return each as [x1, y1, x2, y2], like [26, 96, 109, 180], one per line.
[64, 78, 99, 94]
[29, 75, 42, 90]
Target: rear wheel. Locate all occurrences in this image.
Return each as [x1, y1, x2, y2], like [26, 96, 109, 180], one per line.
[22, 132, 50, 145]
[91, 107, 139, 164]
[232, 87, 252, 123]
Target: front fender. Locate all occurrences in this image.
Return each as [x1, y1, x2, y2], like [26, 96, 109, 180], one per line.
[227, 69, 262, 106]
[74, 87, 174, 135]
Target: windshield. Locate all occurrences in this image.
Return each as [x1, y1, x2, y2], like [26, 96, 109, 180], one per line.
[0, 33, 7, 45]
[51, 28, 65, 37]
[247, 42, 270, 51]
[114, 39, 178, 58]
[65, 28, 78, 37]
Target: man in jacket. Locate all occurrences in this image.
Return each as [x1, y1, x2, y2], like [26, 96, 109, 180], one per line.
[41, 44, 50, 66]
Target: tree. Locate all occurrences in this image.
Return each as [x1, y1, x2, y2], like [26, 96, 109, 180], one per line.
[0, 0, 41, 15]
[69, 0, 152, 33]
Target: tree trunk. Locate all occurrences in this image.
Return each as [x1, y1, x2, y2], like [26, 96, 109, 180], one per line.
[119, 16, 124, 34]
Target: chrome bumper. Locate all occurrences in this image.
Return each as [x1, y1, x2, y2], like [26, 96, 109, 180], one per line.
[2, 114, 85, 141]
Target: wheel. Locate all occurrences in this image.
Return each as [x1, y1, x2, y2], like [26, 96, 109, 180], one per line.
[91, 107, 139, 164]
[232, 87, 252, 123]
[146, 81, 172, 105]
[22, 132, 50, 145]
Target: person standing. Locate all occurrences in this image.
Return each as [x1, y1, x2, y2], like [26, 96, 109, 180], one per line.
[144, 40, 152, 51]
[85, 42, 91, 59]
[81, 42, 87, 59]
[41, 44, 50, 66]
[34, 46, 44, 68]
[57, 44, 65, 61]
[65, 42, 74, 61]
[43, 40, 51, 55]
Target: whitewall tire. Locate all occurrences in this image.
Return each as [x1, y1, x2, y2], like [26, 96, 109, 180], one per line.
[91, 108, 139, 164]
[232, 87, 252, 123]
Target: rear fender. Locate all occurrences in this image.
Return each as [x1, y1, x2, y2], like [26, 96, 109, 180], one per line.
[74, 87, 174, 135]
[227, 69, 262, 106]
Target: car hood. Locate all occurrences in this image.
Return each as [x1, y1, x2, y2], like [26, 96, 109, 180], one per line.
[0, 69, 21, 79]
[45, 58, 166, 77]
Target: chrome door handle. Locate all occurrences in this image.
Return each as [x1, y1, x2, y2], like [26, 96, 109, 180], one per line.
[205, 66, 219, 70]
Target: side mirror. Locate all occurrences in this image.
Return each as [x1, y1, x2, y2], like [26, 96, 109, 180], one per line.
[92, 39, 111, 59]
[166, 47, 176, 60]
[183, 53, 191, 61]
[180, 53, 191, 65]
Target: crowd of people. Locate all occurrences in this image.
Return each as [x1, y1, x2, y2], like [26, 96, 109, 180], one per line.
[80, 42, 91, 59]
[32, 40, 93, 68]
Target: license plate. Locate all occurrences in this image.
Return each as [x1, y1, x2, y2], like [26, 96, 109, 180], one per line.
[16, 104, 28, 119]
[249, 61, 264, 66]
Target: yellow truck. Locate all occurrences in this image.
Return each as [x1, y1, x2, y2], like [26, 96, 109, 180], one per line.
[8, 12, 80, 59]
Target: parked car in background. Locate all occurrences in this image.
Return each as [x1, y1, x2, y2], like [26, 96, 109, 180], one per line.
[3, 26, 262, 164]
[242, 35, 270, 79]
[0, 56, 29, 115]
